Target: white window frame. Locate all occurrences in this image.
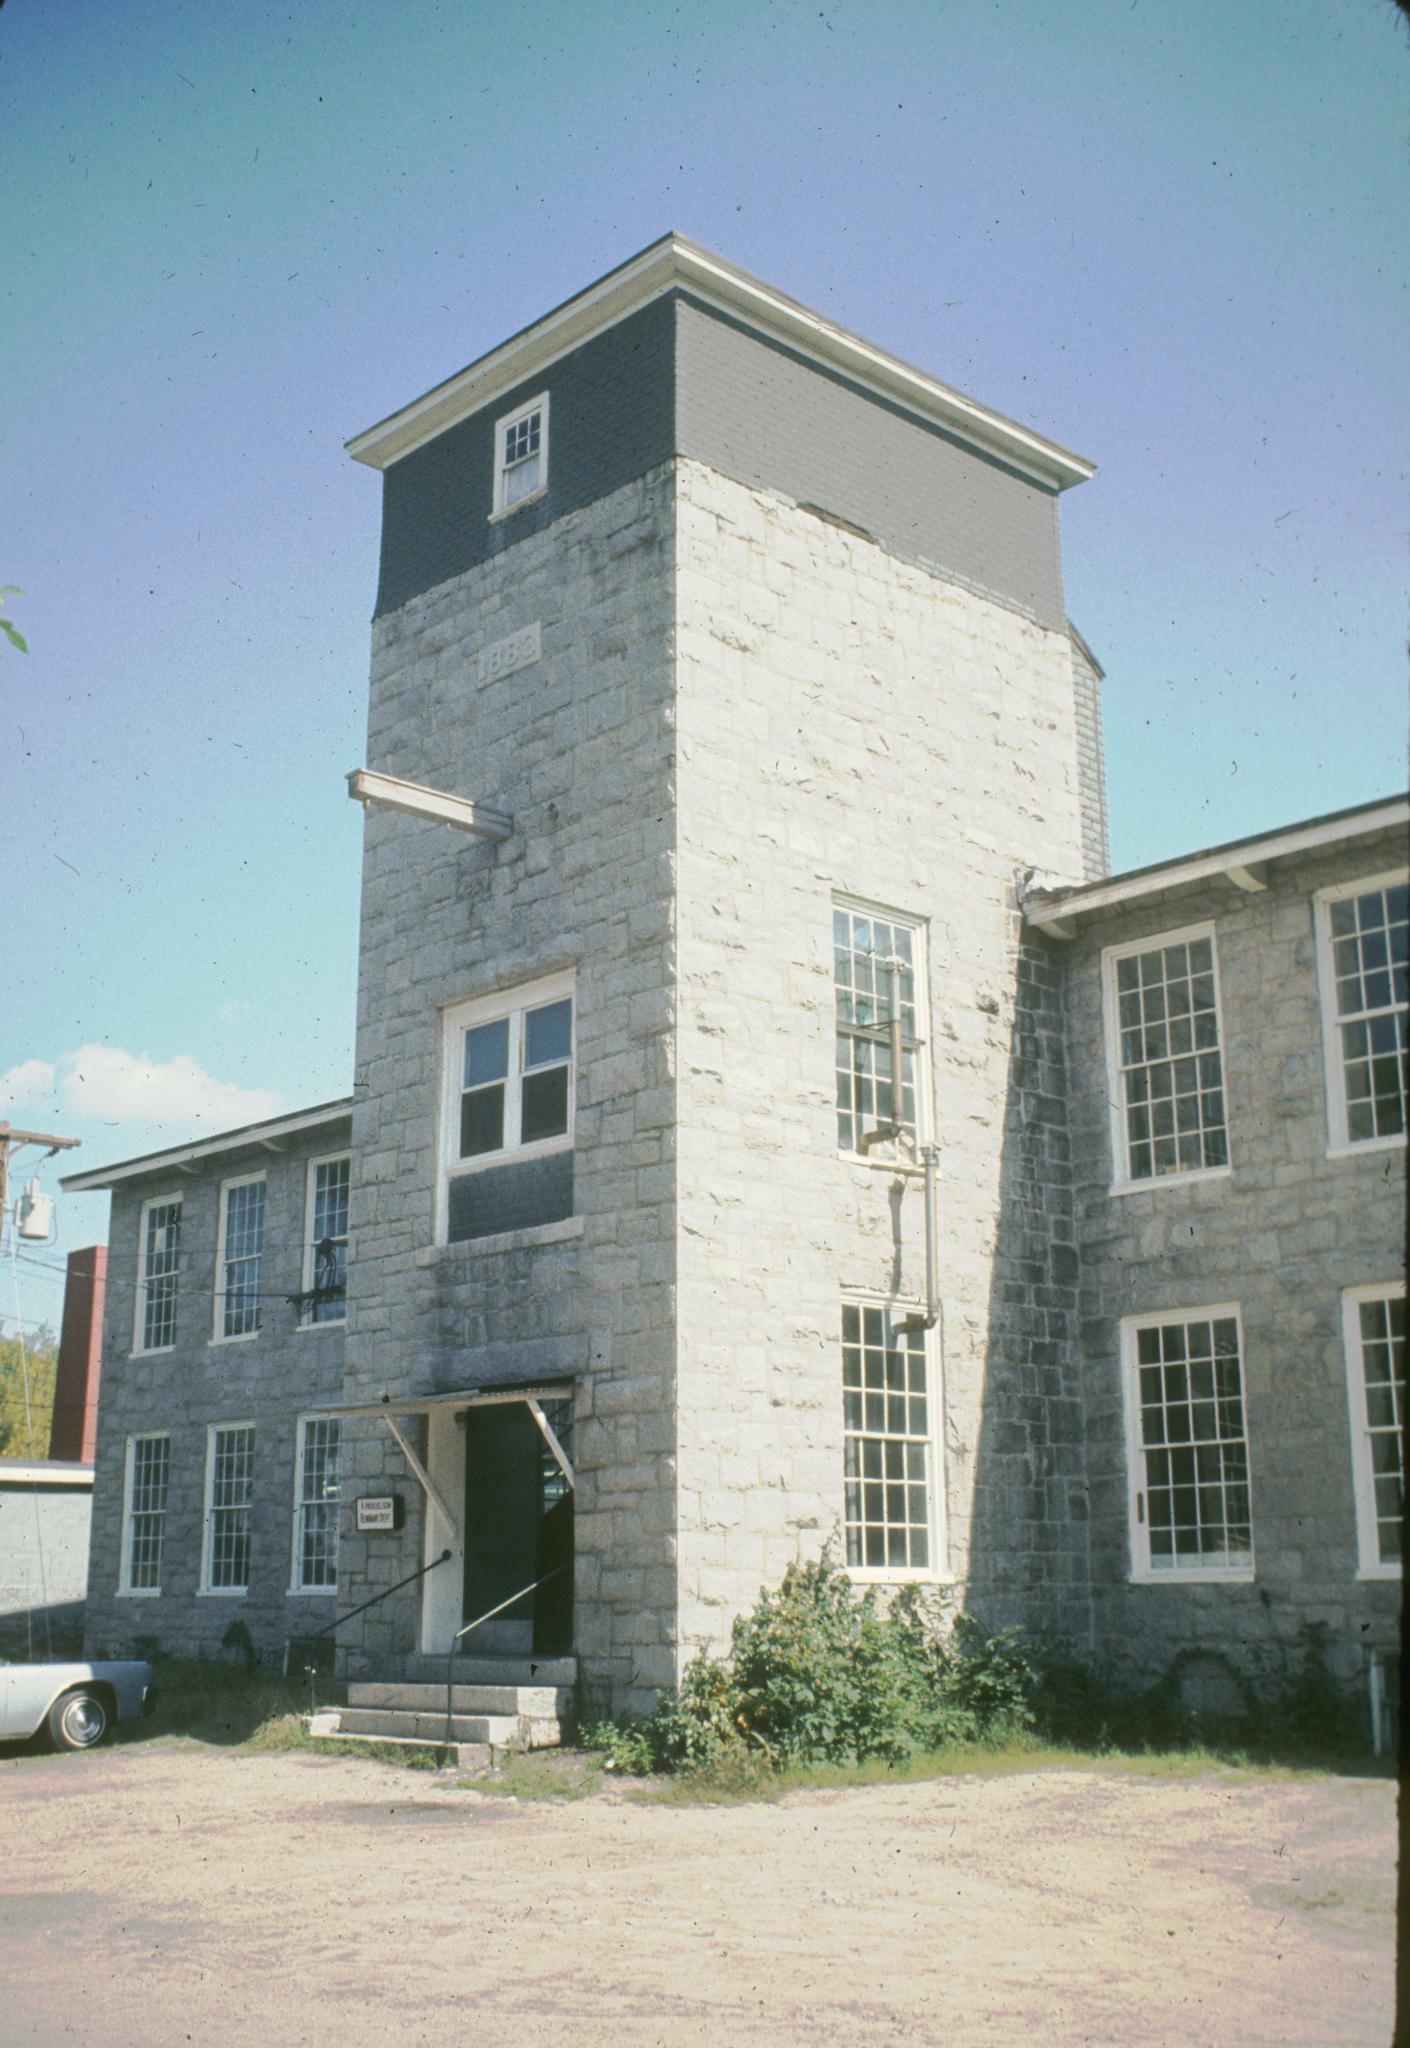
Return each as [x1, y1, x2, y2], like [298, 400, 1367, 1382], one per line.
[1102, 921, 1232, 1195]
[833, 895, 932, 1164]
[118, 1431, 171, 1598]
[134, 1192, 183, 1355]
[1315, 869, 1409, 1157]
[490, 391, 549, 519]
[212, 1173, 266, 1344]
[437, 969, 576, 1243]
[200, 1421, 255, 1596]
[1120, 1304, 1254, 1584]
[290, 1414, 342, 1594]
[300, 1151, 350, 1328]
[1342, 1281, 1405, 1580]
[841, 1294, 946, 1585]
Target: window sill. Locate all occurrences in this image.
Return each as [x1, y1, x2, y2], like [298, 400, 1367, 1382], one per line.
[420, 1215, 584, 1264]
[1355, 1564, 1402, 1583]
[1109, 1165, 1233, 1199]
[488, 487, 547, 525]
[196, 1586, 249, 1599]
[132, 1345, 175, 1360]
[116, 1587, 162, 1600]
[1129, 1568, 1255, 1586]
[839, 1150, 926, 1179]
[287, 1584, 339, 1598]
[846, 1567, 954, 1587]
[209, 1331, 262, 1348]
[1325, 1134, 1406, 1161]
[295, 1317, 347, 1333]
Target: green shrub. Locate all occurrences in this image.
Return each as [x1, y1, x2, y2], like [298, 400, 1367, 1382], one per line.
[578, 1718, 657, 1775]
[643, 1551, 1041, 1773]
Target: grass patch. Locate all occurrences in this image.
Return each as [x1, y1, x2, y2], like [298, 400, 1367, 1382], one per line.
[475, 1749, 607, 1800]
[116, 1658, 310, 1750]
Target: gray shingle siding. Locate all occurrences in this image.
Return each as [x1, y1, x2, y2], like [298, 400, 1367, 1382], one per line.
[674, 295, 1067, 629]
[373, 296, 677, 617]
[374, 290, 1068, 632]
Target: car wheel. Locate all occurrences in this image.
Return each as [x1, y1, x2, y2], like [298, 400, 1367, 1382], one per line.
[48, 1689, 111, 1752]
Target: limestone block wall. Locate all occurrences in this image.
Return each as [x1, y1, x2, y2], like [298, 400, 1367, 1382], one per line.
[671, 460, 1094, 1659]
[84, 1130, 348, 1663]
[341, 468, 680, 1714]
[1065, 828, 1406, 1693]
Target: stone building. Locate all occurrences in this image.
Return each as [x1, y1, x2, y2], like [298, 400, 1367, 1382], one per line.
[66, 237, 1405, 1733]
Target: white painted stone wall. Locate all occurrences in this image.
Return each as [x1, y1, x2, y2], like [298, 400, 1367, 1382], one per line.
[671, 460, 1091, 1658]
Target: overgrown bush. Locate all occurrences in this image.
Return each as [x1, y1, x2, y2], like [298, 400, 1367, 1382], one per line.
[583, 1550, 1040, 1775]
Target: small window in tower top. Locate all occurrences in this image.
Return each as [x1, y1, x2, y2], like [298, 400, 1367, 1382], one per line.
[493, 394, 549, 517]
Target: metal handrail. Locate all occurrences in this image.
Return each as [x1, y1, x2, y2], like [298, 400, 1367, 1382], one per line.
[294, 1548, 453, 1713]
[443, 1563, 570, 1750]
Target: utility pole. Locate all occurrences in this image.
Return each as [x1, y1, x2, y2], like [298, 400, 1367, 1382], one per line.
[0, 1122, 81, 1240]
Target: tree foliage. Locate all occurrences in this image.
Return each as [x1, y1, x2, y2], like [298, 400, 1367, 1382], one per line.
[0, 1325, 59, 1457]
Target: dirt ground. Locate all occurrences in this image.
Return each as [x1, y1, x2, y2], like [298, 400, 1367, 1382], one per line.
[0, 1738, 1395, 2047]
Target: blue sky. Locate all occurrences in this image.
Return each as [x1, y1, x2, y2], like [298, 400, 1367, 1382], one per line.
[2, 0, 1406, 1302]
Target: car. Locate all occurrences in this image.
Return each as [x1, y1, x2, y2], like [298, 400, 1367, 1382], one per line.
[0, 1656, 157, 1752]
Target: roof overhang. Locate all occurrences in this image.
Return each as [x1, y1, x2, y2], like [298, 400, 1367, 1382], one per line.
[0, 1462, 94, 1487]
[346, 231, 1095, 493]
[1026, 795, 1409, 938]
[61, 1099, 354, 1193]
[319, 1379, 577, 1420]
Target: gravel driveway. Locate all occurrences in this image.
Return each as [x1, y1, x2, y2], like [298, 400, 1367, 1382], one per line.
[0, 1739, 1395, 2045]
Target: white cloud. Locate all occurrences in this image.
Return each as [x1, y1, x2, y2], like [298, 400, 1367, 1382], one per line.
[57, 1046, 280, 1131]
[0, 1058, 57, 1112]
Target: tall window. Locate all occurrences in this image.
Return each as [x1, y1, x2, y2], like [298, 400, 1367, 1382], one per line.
[1104, 926, 1229, 1187]
[834, 903, 925, 1154]
[303, 1155, 350, 1325]
[136, 1195, 182, 1353]
[1343, 1284, 1405, 1575]
[216, 1177, 265, 1340]
[120, 1433, 170, 1595]
[492, 392, 548, 515]
[203, 1424, 254, 1592]
[293, 1416, 342, 1591]
[1123, 1309, 1252, 1578]
[1317, 876, 1408, 1151]
[842, 1302, 937, 1575]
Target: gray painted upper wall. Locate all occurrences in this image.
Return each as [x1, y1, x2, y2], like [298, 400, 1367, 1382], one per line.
[673, 297, 1066, 630]
[374, 297, 677, 617]
[373, 295, 1068, 631]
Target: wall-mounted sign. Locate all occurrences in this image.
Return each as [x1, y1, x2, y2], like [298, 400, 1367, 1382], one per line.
[356, 1494, 404, 1532]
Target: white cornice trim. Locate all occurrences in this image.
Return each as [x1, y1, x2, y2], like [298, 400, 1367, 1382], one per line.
[61, 1100, 355, 1193]
[1026, 797, 1410, 935]
[345, 233, 1095, 491]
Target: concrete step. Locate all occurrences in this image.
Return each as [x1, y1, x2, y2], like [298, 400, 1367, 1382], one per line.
[307, 1718, 491, 1772]
[348, 1681, 570, 1718]
[320, 1706, 563, 1749]
[400, 1653, 577, 1688]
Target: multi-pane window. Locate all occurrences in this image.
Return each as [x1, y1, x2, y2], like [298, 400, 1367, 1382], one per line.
[1318, 877, 1408, 1149]
[137, 1196, 182, 1352]
[834, 904, 923, 1153]
[293, 1416, 341, 1591]
[842, 1302, 935, 1573]
[216, 1178, 265, 1340]
[1343, 1285, 1405, 1575]
[493, 393, 548, 514]
[303, 1155, 350, 1325]
[1124, 1310, 1252, 1577]
[448, 978, 574, 1168]
[204, 1424, 254, 1592]
[122, 1433, 170, 1594]
[1105, 926, 1228, 1185]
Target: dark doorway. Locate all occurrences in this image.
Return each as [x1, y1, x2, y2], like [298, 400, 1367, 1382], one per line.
[462, 1400, 573, 1655]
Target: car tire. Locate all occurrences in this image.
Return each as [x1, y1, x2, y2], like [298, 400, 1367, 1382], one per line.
[48, 1688, 111, 1752]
